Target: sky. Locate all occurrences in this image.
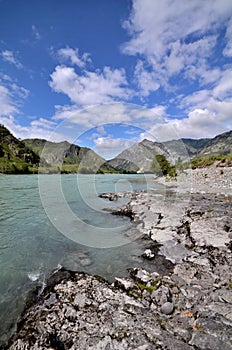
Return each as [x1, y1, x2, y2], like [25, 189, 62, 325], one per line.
[0, 0, 232, 159]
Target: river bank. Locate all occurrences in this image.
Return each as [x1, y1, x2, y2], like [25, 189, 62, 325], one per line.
[7, 167, 232, 349]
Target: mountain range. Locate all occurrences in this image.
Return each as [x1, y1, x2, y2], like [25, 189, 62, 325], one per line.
[0, 124, 231, 174]
[108, 130, 232, 173]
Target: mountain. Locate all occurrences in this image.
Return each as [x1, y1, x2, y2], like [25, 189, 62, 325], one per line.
[24, 138, 115, 173]
[163, 138, 210, 160]
[108, 130, 232, 173]
[0, 125, 114, 174]
[1, 124, 231, 174]
[0, 124, 39, 173]
[163, 133, 232, 161]
[198, 130, 232, 157]
[108, 139, 171, 173]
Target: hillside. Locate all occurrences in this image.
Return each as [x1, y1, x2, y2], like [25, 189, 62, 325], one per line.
[198, 130, 232, 157]
[163, 138, 209, 160]
[108, 130, 232, 173]
[108, 139, 171, 173]
[0, 125, 39, 173]
[0, 125, 115, 174]
[24, 138, 117, 174]
[24, 138, 107, 173]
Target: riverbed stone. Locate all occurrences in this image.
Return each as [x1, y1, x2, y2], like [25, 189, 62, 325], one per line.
[7, 167, 232, 349]
[160, 301, 174, 315]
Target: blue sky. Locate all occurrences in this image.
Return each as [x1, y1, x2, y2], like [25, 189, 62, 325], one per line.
[0, 0, 232, 159]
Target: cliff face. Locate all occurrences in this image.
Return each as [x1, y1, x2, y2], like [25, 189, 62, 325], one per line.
[108, 139, 171, 173]
[164, 131, 232, 160]
[198, 130, 232, 156]
[163, 138, 210, 160]
[0, 125, 39, 173]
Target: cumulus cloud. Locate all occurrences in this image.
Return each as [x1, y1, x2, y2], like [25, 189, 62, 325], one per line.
[57, 47, 91, 68]
[134, 61, 160, 96]
[145, 100, 232, 142]
[1, 50, 23, 69]
[122, 0, 232, 91]
[53, 103, 133, 129]
[52, 102, 166, 133]
[93, 136, 135, 159]
[213, 69, 232, 99]
[49, 65, 132, 106]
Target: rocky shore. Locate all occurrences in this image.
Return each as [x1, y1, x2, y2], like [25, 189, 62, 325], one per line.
[7, 167, 232, 350]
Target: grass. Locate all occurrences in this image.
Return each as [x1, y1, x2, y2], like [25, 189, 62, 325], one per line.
[189, 154, 232, 169]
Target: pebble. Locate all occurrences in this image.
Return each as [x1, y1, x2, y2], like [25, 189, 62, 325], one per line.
[160, 302, 174, 315]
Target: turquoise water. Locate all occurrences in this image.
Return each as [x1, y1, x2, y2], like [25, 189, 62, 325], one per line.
[0, 174, 163, 343]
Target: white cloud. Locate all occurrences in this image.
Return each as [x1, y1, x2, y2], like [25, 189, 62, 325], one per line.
[1, 50, 23, 69]
[52, 102, 166, 133]
[93, 136, 135, 159]
[57, 47, 91, 68]
[11, 83, 29, 99]
[134, 60, 160, 96]
[145, 102, 232, 142]
[123, 0, 232, 57]
[49, 65, 132, 106]
[0, 77, 30, 118]
[122, 0, 232, 90]
[164, 36, 217, 77]
[0, 114, 68, 142]
[213, 69, 232, 99]
[32, 25, 41, 40]
[30, 118, 57, 129]
[0, 84, 18, 115]
[223, 18, 232, 57]
[52, 103, 132, 129]
[180, 90, 212, 110]
[0, 78, 62, 142]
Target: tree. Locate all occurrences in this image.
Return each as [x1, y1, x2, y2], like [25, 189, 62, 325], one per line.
[150, 154, 176, 178]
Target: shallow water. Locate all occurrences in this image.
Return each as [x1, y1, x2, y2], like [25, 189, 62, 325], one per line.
[0, 173, 164, 343]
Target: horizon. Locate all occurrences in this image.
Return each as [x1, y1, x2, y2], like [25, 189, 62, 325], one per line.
[2, 121, 229, 161]
[0, 1, 232, 159]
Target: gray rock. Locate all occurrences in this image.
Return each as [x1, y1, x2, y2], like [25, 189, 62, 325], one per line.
[190, 332, 232, 350]
[160, 302, 174, 315]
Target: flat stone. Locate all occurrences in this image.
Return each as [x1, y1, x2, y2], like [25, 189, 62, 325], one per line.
[159, 240, 193, 263]
[190, 332, 232, 350]
[73, 292, 86, 308]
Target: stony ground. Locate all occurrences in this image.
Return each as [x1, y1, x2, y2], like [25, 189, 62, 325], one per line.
[7, 167, 232, 350]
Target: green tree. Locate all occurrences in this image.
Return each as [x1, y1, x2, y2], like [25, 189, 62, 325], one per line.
[151, 154, 176, 177]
